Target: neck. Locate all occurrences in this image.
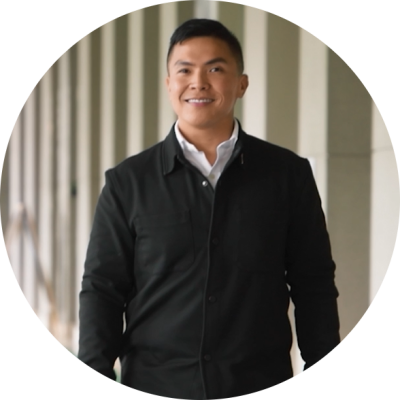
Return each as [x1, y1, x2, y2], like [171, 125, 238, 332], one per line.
[178, 118, 235, 165]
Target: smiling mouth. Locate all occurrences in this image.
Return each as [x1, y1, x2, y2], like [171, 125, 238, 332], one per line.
[185, 98, 214, 103]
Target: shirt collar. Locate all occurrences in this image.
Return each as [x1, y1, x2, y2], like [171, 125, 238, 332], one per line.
[174, 119, 239, 153]
[162, 119, 245, 176]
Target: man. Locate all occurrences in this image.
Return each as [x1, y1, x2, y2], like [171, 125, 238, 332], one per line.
[79, 18, 340, 399]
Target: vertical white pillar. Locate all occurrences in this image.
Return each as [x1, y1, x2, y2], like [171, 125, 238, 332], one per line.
[74, 34, 91, 345]
[127, 10, 144, 156]
[370, 98, 400, 306]
[369, 91, 400, 399]
[194, 0, 204, 18]
[22, 90, 37, 308]
[38, 69, 54, 327]
[159, 3, 177, 141]
[100, 20, 116, 187]
[287, 28, 329, 375]
[5, 110, 23, 399]
[38, 67, 54, 279]
[242, 7, 267, 139]
[208, 0, 218, 19]
[57, 51, 72, 347]
[298, 29, 328, 209]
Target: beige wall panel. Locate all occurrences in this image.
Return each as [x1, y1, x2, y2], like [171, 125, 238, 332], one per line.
[0, 142, 10, 235]
[372, 102, 393, 150]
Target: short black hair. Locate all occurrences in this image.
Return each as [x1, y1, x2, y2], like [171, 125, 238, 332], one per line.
[167, 18, 244, 74]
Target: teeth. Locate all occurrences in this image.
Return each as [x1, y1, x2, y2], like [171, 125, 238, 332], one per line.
[187, 99, 212, 103]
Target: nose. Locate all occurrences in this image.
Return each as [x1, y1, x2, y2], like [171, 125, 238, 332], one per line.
[190, 70, 209, 90]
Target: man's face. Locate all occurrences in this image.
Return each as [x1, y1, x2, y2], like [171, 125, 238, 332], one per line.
[166, 36, 248, 133]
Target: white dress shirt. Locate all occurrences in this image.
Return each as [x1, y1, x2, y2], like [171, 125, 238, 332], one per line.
[174, 119, 239, 188]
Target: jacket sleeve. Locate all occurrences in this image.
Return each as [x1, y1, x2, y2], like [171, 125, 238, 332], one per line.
[285, 158, 340, 369]
[78, 169, 135, 379]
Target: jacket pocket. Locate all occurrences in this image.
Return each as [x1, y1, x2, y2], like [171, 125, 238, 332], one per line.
[134, 210, 195, 274]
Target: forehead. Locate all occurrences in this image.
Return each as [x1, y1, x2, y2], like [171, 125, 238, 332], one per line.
[168, 36, 237, 65]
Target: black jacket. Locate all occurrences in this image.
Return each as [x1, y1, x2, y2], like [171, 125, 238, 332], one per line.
[78, 122, 340, 399]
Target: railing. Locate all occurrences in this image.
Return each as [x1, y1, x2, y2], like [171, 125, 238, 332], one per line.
[2, 203, 60, 400]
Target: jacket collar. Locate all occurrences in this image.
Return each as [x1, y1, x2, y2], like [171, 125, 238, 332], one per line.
[162, 120, 246, 176]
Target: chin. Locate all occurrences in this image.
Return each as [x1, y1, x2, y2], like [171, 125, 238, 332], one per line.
[180, 117, 215, 130]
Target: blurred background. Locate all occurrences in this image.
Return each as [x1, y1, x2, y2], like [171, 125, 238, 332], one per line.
[1, 1, 399, 375]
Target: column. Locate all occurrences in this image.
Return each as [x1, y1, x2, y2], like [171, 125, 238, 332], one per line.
[217, 2, 245, 122]
[99, 20, 116, 188]
[114, 15, 129, 163]
[297, 29, 328, 208]
[327, 49, 372, 339]
[56, 51, 73, 348]
[266, 13, 299, 151]
[22, 90, 37, 309]
[242, 6, 267, 139]
[74, 34, 91, 346]
[369, 99, 400, 399]
[69, 43, 78, 354]
[127, 9, 144, 156]
[38, 67, 55, 328]
[158, 2, 177, 141]
[143, 6, 160, 150]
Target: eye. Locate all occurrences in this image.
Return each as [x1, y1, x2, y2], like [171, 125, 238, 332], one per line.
[178, 68, 189, 74]
[210, 67, 221, 72]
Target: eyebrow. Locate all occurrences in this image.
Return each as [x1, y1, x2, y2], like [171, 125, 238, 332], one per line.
[173, 57, 228, 67]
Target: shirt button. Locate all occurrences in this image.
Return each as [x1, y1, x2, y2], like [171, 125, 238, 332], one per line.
[202, 180, 208, 187]
[212, 238, 219, 245]
[208, 295, 217, 303]
[204, 354, 212, 361]
[209, 173, 215, 180]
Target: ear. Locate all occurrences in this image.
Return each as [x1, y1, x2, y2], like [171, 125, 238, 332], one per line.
[237, 74, 249, 98]
[165, 75, 170, 92]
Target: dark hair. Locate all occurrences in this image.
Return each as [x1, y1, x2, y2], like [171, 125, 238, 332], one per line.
[167, 18, 244, 74]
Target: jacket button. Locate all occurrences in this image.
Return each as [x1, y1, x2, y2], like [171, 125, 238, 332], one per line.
[202, 180, 208, 187]
[204, 354, 212, 361]
[212, 237, 219, 245]
[208, 296, 217, 303]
